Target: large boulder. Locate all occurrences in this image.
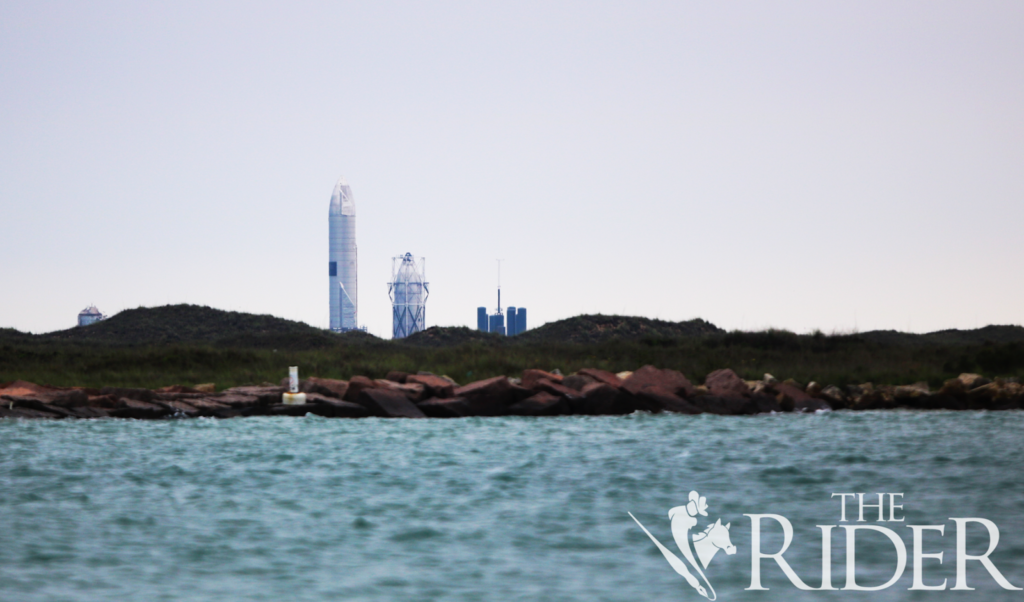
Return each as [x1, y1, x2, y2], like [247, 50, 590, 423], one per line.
[958, 373, 991, 390]
[508, 392, 570, 416]
[817, 385, 848, 409]
[0, 405, 63, 419]
[308, 395, 371, 418]
[210, 394, 259, 408]
[374, 379, 428, 402]
[384, 371, 409, 383]
[578, 369, 624, 388]
[111, 398, 171, 419]
[774, 383, 826, 412]
[406, 374, 456, 399]
[66, 406, 112, 418]
[521, 369, 564, 390]
[0, 380, 59, 397]
[967, 382, 1001, 410]
[562, 374, 597, 391]
[623, 366, 697, 398]
[918, 394, 967, 410]
[417, 398, 473, 418]
[100, 387, 155, 403]
[893, 383, 931, 408]
[750, 393, 783, 413]
[532, 378, 582, 399]
[302, 377, 349, 400]
[847, 384, 896, 410]
[993, 382, 1024, 410]
[154, 400, 200, 418]
[222, 386, 284, 406]
[184, 398, 234, 416]
[2, 389, 89, 408]
[355, 389, 426, 418]
[453, 376, 515, 416]
[343, 376, 380, 402]
[569, 383, 621, 415]
[631, 386, 701, 414]
[704, 369, 751, 398]
[5, 397, 75, 418]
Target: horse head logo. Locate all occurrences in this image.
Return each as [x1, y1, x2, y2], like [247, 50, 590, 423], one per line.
[630, 491, 736, 600]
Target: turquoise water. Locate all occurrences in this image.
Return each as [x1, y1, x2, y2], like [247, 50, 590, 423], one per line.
[2, 411, 1023, 601]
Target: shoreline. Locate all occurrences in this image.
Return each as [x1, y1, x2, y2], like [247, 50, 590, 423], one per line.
[2, 367, 1021, 420]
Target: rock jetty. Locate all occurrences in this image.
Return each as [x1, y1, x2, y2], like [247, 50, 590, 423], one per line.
[1, 369, 1021, 420]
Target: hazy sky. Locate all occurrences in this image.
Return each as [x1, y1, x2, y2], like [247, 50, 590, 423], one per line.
[2, 1, 1022, 337]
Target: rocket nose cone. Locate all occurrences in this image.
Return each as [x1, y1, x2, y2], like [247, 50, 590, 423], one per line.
[329, 176, 356, 216]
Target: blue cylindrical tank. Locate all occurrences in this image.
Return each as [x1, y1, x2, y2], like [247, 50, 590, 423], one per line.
[506, 307, 517, 336]
[516, 308, 526, 334]
[489, 314, 505, 336]
[477, 307, 488, 332]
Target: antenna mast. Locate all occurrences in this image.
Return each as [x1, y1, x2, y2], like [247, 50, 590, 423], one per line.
[496, 259, 503, 314]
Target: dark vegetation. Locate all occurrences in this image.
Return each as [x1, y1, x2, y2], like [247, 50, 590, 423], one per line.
[2, 305, 1023, 390]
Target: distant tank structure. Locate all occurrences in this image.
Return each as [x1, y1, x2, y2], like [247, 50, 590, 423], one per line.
[77, 305, 105, 327]
[329, 176, 359, 332]
[477, 291, 527, 336]
[389, 253, 429, 339]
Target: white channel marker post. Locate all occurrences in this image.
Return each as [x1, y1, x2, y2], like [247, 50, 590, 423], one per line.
[282, 366, 307, 405]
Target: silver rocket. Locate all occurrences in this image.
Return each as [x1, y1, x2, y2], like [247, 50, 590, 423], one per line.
[329, 177, 357, 331]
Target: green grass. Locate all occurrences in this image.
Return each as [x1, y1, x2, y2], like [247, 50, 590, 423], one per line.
[3, 305, 1022, 390]
[2, 333, 1022, 391]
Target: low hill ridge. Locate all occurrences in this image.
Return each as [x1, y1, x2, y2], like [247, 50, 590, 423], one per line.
[36, 305, 366, 348]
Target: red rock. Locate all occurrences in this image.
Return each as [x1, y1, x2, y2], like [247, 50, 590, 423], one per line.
[66, 407, 111, 418]
[569, 383, 622, 415]
[2, 389, 88, 408]
[111, 399, 170, 419]
[85, 395, 118, 409]
[222, 386, 285, 405]
[384, 371, 409, 383]
[185, 398, 233, 416]
[623, 366, 696, 398]
[308, 396, 370, 418]
[100, 387, 156, 403]
[417, 398, 472, 418]
[356, 389, 426, 418]
[208, 394, 257, 409]
[156, 400, 199, 417]
[632, 386, 701, 414]
[774, 383, 825, 412]
[374, 379, 428, 402]
[562, 374, 597, 391]
[343, 376, 380, 402]
[405, 374, 456, 399]
[453, 376, 514, 416]
[704, 369, 751, 398]
[578, 369, 623, 388]
[0, 380, 58, 397]
[158, 385, 201, 394]
[509, 383, 535, 403]
[521, 369, 563, 389]
[534, 378, 581, 399]
[508, 392, 570, 416]
[302, 377, 349, 400]
[0, 406, 61, 419]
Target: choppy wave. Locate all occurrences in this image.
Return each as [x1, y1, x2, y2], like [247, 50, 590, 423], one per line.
[1, 411, 1023, 601]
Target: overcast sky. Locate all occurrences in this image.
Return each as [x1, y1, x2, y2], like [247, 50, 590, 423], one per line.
[2, 1, 1022, 337]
